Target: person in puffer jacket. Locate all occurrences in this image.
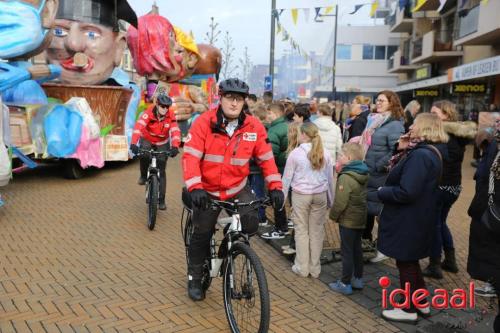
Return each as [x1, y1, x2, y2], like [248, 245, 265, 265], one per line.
[422, 100, 477, 279]
[313, 103, 343, 163]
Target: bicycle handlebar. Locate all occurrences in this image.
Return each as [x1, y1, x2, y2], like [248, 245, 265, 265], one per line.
[210, 197, 271, 212]
[137, 148, 175, 158]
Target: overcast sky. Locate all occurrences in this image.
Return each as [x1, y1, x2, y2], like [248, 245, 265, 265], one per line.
[128, 0, 383, 72]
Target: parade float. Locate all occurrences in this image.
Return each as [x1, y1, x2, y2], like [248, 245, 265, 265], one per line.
[1, 0, 222, 180]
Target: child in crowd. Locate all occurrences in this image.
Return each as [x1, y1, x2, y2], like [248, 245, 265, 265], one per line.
[281, 123, 301, 254]
[282, 122, 334, 278]
[329, 143, 369, 295]
[261, 103, 289, 239]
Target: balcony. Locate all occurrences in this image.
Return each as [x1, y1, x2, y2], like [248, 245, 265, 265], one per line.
[454, 2, 500, 46]
[388, 49, 420, 73]
[389, 6, 414, 33]
[411, 30, 463, 64]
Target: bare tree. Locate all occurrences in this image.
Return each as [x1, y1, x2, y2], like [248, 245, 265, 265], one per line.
[205, 17, 221, 45]
[239, 47, 253, 83]
[220, 31, 239, 80]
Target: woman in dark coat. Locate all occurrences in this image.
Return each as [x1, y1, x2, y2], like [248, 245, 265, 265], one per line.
[467, 122, 500, 333]
[423, 100, 477, 279]
[377, 113, 448, 323]
[359, 90, 405, 262]
[346, 95, 371, 141]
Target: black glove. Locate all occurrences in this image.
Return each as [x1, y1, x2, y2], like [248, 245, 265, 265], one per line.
[170, 147, 179, 158]
[130, 144, 139, 155]
[269, 190, 285, 211]
[190, 189, 210, 210]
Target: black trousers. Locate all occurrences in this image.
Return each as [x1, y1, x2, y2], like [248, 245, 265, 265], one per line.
[396, 260, 427, 313]
[362, 214, 375, 241]
[139, 138, 169, 201]
[339, 226, 364, 284]
[188, 187, 259, 272]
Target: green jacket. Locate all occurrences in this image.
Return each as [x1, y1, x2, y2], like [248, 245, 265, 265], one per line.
[329, 161, 369, 229]
[267, 116, 288, 173]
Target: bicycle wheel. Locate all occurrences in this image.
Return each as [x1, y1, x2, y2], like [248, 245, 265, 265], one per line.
[223, 242, 270, 333]
[147, 175, 159, 230]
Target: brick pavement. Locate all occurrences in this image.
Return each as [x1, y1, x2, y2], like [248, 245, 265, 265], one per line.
[0, 157, 399, 333]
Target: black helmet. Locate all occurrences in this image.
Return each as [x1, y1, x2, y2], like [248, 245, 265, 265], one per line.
[219, 78, 250, 96]
[157, 93, 173, 107]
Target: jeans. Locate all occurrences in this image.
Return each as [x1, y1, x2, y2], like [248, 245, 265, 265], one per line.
[139, 138, 169, 201]
[249, 173, 266, 223]
[430, 188, 459, 258]
[396, 260, 427, 313]
[339, 226, 363, 284]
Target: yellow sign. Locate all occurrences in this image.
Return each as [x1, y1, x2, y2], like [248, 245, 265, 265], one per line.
[453, 84, 486, 93]
[414, 89, 439, 97]
[416, 67, 430, 80]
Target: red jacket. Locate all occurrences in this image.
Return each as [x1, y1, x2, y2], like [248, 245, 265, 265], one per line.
[182, 109, 282, 200]
[131, 105, 181, 147]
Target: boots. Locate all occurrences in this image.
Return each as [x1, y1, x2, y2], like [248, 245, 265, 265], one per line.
[422, 257, 443, 279]
[187, 263, 205, 301]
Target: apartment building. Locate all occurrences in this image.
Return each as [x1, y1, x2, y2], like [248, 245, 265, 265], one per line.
[387, 0, 500, 118]
[314, 25, 400, 102]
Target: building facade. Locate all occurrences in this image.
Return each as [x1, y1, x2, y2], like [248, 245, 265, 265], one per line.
[387, 0, 500, 118]
[315, 25, 400, 102]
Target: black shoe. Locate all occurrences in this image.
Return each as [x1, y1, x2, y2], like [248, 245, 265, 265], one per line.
[188, 279, 205, 301]
[422, 258, 443, 279]
[159, 202, 166, 210]
[441, 248, 458, 273]
[137, 177, 146, 185]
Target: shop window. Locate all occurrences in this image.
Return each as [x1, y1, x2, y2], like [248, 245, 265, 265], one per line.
[336, 45, 351, 60]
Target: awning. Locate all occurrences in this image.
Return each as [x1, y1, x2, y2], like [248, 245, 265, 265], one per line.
[413, 0, 440, 12]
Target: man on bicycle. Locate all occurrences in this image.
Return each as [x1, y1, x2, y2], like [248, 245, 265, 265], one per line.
[130, 93, 181, 210]
[182, 78, 285, 301]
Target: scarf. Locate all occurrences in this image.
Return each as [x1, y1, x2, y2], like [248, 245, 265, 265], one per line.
[388, 136, 424, 170]
[359, 111, 391, 155]
[492, 129, 500, 180]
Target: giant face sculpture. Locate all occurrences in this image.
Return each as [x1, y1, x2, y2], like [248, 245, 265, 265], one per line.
[45, 0, 137, 85]
[0, 0, 59, 60]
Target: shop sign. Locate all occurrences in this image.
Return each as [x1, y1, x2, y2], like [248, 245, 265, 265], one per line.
[448, 55, 500, 82]
[415, 66, 431, 80]
[452, 83, 486, 94]
[414, 89, 439, 97]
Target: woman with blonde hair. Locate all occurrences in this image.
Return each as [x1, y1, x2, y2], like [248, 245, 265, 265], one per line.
[346, 95, 371, 141]
[377, 113, 448, 323]
[282, 122, 335, 277]
[422, 100, 477, 278]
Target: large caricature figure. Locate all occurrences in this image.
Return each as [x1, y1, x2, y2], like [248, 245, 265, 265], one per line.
[46, 0, 137, 85]
[45, 0, 140, 144]
[0, 0, 60, 201]
[127, 14, 222, 125]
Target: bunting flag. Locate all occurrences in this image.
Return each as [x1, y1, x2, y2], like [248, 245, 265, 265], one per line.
[282, 30, 289, 41]
[399, 0, 408, 10]
[303, 8, 310, 22]
[390, 1, 397, 15]
[370, 0, 379, 17]
[349, 4, 368, 14]
[324, 6, 334, 14]
[291, 8, 299, 25]
[314, 7, 323, 21]
[481, 0, 488, 4]
[276, 22, 282, 34]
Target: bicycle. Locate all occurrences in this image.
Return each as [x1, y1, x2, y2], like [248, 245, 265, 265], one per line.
[138, 148, 174, 230]
[181, 190, 271, 333]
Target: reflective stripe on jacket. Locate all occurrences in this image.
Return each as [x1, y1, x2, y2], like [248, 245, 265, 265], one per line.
[182, 109, 282, 200]
[131, 105, 181, 147]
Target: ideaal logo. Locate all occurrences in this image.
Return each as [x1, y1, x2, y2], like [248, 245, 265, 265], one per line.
[379, 276, 475, 310]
